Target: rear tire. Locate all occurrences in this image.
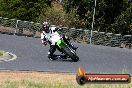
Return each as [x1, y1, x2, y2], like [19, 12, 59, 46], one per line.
[63, 47, 79, 62]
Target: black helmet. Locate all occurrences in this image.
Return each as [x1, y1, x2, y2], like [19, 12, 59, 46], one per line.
[42, 21, 50, 33]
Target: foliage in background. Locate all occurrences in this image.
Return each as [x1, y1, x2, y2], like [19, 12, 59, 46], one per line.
[112, 2, 132, 35]
[0, 0, 50, 22]
[62, 0, 131, 34]
[39, 3, 65, 26]
[0, 0, 132, 34]
[39, 3, 77, 28]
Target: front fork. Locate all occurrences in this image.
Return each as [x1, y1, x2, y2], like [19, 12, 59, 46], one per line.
[61, 36, 77, 50]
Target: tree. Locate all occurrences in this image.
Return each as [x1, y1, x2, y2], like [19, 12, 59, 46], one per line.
[0, 0, 50, 22]
[112, 2, 132, 35]
[62, 0, 131, 34]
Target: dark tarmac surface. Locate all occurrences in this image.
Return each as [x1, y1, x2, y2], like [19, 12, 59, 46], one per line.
[0, 34, 132, 74]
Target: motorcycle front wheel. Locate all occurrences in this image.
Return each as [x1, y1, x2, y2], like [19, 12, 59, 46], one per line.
[63, 47, 79, 62]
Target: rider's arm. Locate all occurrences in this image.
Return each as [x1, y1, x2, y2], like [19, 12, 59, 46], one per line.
[53, 27, 59, 32]
[53, 26, 62, 32]
[41, 32, 47, 45]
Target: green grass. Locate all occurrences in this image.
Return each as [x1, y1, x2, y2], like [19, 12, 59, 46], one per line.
[0, 50, 4, 57]
[0, 80, 131, 88]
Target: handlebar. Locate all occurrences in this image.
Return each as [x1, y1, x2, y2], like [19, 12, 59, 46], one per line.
[53, 27, 62, 32]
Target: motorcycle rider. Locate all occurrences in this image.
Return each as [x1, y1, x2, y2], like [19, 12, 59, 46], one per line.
[41, 21, 78, 60]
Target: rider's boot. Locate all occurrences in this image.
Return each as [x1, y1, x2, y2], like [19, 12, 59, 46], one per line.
[48, 52, 56, 60]
[48, 45, 57, 60]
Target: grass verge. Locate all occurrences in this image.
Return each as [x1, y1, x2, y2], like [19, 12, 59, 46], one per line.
[0, 80, 131, 88]
[0, 49, 3, 57]
[0, 71, 131, 88]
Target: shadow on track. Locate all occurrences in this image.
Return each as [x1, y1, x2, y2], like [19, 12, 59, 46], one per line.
[48, 54, 79, 62]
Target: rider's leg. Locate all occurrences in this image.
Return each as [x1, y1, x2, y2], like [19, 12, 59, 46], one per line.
[56, 45, 68, 59]
[56, 45, 65, 55]
[48, 45, 56, 59]
[62, 35, 78, 50]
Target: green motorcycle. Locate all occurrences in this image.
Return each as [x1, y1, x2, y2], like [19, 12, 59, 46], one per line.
[56, 39, 79, 62]
[49, 28, 79, 62]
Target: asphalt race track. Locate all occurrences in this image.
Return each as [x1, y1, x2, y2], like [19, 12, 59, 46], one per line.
[0, 34, 132, 74]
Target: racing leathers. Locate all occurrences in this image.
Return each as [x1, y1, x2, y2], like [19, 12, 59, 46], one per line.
[41, 26, 77, 59]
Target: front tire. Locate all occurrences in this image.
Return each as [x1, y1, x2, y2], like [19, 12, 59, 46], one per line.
[63, 47, 79, 62]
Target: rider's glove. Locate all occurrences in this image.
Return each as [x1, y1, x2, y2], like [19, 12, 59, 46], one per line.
[43, 41, 47, 46]
[42, 39, 47, 46]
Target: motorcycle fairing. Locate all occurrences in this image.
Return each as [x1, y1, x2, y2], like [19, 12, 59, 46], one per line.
[56, 39, 66, 49]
